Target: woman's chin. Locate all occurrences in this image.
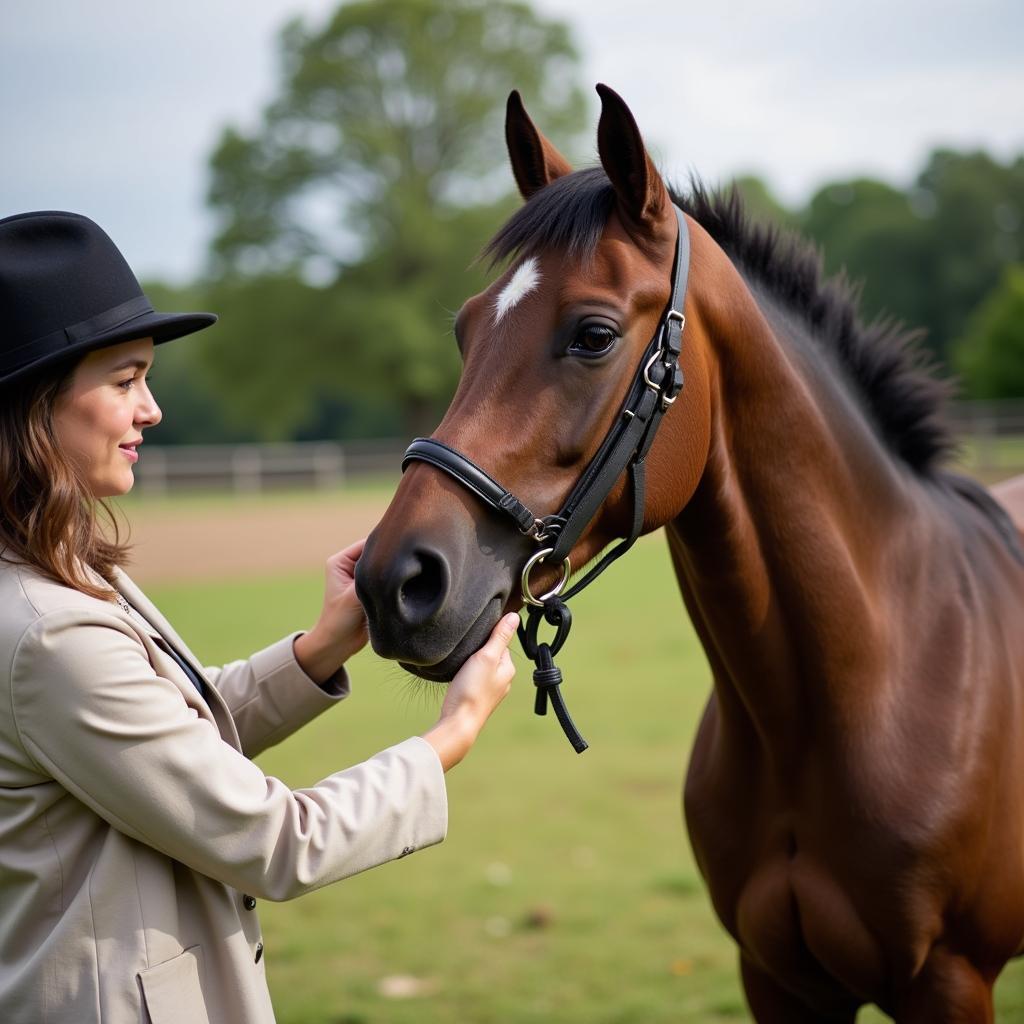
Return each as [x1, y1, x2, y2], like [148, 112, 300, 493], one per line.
[91, 471, 135, 499]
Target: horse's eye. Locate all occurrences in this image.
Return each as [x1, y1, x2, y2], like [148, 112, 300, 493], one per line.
[568, 324, 618, 358]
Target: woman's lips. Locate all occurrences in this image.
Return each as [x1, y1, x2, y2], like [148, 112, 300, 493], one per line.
[119, 444, 139, 463]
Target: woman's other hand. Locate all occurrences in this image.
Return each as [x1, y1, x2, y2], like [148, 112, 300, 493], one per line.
[423, 613, 518, 771]
[293, 538, 368, 685]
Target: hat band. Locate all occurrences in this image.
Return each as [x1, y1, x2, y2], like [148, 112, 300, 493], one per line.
[1, 295, 155, 372]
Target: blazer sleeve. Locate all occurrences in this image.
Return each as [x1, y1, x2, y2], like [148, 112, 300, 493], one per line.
[9, 608, 448, 902]
[202, 633, 351, 758]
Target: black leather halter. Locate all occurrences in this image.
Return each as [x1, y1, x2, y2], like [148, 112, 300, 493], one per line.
[403, 206, 691, 752]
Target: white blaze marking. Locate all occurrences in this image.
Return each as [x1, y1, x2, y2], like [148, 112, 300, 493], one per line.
[494, 258, 540, 322]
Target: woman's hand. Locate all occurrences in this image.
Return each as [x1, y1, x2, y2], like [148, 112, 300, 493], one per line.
[423, 613, 519, 771]
[293, 538, 368, 685]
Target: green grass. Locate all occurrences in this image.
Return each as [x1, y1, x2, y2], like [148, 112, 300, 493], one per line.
[150, 538, 1024, 1023]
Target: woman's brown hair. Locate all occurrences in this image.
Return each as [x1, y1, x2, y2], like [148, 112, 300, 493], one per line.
[0, 360, 128, 600]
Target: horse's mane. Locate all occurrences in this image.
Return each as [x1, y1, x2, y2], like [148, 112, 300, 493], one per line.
[677, 181, 957, 476]
[484, 167, 956, 477]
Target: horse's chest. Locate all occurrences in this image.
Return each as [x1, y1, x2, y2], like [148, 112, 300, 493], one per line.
[730, 854, 888, 1004]
[683, 726, 911, 1004]
[684, 751, 940, 1008]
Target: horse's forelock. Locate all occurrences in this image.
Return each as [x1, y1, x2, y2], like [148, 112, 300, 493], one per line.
[482, 167, 616, 269]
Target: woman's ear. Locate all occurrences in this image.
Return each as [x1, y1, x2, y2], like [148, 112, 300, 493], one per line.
[505, 89, 574, 200]
[596, 83, 670, 236]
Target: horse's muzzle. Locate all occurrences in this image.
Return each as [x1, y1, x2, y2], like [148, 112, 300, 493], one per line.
[355, 531, 511, 677]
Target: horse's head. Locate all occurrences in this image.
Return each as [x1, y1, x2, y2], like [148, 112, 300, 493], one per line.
[356, 85, 711, 681]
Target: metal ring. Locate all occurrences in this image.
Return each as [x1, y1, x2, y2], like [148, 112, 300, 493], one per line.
[521, 547, 572, 608]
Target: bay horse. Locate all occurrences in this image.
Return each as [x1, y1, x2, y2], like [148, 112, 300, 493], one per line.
[354, 84, 1024, 1021]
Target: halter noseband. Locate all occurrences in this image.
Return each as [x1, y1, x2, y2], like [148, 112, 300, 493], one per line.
[402, 206, 691, 752]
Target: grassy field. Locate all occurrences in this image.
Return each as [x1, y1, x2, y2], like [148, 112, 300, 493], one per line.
[150, 536, 1024, 1023]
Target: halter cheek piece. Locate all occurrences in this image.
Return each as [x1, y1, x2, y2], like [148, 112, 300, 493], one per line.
[402, 206, 691, 753]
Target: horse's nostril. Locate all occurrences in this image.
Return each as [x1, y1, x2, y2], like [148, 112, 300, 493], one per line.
[400, 562, 440, 607]
[397, 547, 449, 624]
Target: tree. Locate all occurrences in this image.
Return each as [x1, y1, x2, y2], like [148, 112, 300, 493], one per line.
[731, 175, 798, 232]
[952, 264, 1024, 399]
[139, 281, 251, 445]
[914, 150, 1024, 358]
[202, 0, 586, 437]
[799, 153, 1024, 365]
[800, 178, 935, 353]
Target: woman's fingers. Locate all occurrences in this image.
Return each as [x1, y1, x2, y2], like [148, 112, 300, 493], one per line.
[475, 613, 520, 664]
[329, 537, 367, 576]
[324, 538, 369, 596]
[425, 613, 520, 771]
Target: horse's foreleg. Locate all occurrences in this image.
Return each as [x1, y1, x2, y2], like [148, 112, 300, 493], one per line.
[739, 956, 858, 1023]
[893, 949, 994, 1024]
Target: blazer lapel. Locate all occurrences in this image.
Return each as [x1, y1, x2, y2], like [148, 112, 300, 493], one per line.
[111, 568, 243, 751]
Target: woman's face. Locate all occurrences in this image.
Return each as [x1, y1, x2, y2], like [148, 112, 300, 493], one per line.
[53, 337, 161, 498]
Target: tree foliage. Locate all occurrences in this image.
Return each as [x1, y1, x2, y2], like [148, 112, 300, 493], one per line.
[731, 175, 799, 232]
[137, 282, 249, 446]
[953, 265, 1024, 399]
[201, 0, 585, 437]
[799, 152, 1024, 362]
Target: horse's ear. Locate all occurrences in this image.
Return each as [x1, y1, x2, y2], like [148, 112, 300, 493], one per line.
[596, 83, 669, 233]
[505, 90, 573, 200]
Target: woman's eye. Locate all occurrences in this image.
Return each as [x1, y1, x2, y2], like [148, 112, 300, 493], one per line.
[568, 324, 618, 357]
[118, 379, 135, 390]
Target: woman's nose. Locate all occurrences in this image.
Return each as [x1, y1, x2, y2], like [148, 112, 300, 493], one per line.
[136, 390, 162, 428]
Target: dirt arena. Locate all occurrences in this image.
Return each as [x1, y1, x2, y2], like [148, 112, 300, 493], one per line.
[123, 491, 391, 586]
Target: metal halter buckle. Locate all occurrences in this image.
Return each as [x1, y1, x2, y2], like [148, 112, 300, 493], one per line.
[526, 518, 551, 542]
[643, 349, 679, 410]
[521, 547, 572, 607]
[659, 310, 686, 408]
[642, 349, 665, 392]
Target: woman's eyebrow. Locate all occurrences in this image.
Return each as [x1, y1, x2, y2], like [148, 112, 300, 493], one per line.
[107, 358, 151, 373]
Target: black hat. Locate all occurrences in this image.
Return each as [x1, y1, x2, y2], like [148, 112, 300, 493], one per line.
[0, 210, 217, 385]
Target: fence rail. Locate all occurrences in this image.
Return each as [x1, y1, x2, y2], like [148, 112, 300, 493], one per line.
[133, 439, 407, 495]
[131, 402, 1024, 496]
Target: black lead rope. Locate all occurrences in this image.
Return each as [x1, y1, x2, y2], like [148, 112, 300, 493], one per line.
[517, 597, 588, 752]
[402, 206, 691, 753]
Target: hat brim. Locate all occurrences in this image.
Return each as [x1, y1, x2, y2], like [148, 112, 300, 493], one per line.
[0, 308, 217, 385]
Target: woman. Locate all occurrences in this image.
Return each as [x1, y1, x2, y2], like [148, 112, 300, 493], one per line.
[0, 210, 517, 1024]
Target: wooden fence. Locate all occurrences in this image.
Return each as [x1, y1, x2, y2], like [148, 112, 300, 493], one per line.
[129, 402, 1024, 496]
[132, 439, 406, 495]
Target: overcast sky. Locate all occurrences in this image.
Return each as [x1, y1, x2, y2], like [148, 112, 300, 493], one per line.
[3, 0, 1022, 283]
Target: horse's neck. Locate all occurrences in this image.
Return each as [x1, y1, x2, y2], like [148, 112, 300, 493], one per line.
[667, 268, 915, 749]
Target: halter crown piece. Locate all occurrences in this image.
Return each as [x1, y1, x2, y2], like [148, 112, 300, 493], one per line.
[403, 206, 691, 752]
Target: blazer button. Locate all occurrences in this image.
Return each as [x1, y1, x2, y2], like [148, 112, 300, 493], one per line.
[255, 941, 264, 964]
[243, 894, 257, 911]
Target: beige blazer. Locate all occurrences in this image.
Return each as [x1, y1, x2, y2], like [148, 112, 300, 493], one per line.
[0, 560, 447, 1024]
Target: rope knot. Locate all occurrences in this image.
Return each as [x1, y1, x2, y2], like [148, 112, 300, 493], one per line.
[532, 643, 561, 715]
[532, 664, 563, 688]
